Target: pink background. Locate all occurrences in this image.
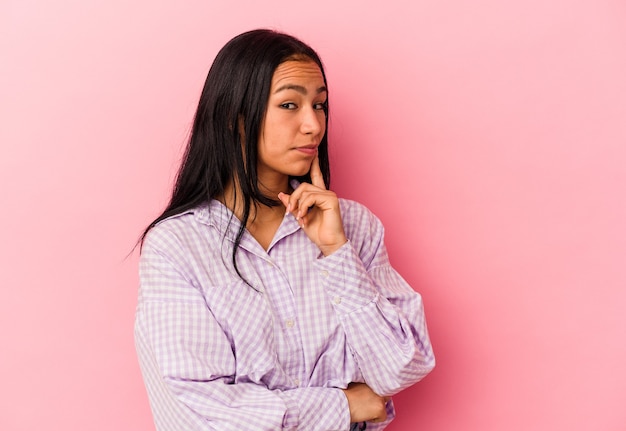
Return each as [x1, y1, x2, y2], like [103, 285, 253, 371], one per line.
[2, 1, 625, 430]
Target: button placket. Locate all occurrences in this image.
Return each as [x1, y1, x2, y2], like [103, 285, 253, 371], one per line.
[262, 252, 305, 390]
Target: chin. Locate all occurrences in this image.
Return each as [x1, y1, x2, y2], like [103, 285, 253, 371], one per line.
[289, 169, 311, 178]
[283, 165, 311, 178]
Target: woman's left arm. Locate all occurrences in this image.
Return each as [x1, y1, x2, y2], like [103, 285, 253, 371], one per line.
[280, 157, 434, 396]
[313, 207, 435, 397]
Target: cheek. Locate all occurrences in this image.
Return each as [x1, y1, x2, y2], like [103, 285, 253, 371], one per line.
[262, 114, 287, 141]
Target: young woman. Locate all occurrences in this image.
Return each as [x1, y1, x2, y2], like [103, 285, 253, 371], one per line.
[135, 29, 435, 430]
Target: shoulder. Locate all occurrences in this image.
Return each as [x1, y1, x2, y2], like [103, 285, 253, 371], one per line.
[142, 203, 210, 256]
[339, 198, 386, 261]
[339, 198, 384, 233]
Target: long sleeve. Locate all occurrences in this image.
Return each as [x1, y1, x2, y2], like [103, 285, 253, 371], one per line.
[135, 200, 434, 431]
[315, 202, 436, 396]
[135, 232, 351, 431]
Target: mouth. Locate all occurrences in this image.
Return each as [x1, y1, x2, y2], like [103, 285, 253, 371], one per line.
[295, 145, 318, 155]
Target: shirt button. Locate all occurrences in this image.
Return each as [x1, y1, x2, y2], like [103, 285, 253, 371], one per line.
[294, 378, 300, 386]
[266, 260, 274, 268]
[285, 319, 294, 328]
[320, 270, 329, 278]
[333, 296, 342, 305]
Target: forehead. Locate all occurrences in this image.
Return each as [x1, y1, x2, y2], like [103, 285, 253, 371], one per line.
[271, 60, 325, 89]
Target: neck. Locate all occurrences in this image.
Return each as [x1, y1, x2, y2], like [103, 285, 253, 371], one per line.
[257, 168, 291, 198]
[219, 178, 289, 226]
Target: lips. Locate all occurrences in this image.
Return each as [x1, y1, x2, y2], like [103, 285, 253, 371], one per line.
[295, 145, 318, 155]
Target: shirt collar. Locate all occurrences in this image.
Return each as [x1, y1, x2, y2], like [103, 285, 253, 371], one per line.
[194, 196, 303, 252]
[192, 200, 240, 239]
[191, 179, 304, 246]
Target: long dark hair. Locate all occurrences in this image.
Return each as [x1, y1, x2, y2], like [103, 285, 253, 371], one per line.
[141, 29, 331, 276]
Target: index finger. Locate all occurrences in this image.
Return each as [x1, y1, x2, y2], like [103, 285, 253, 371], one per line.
[310, 154, 326, 190]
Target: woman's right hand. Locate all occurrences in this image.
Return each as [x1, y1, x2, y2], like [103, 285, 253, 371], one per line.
[341, 382, 389, 423]
[277, 155, 347, 257]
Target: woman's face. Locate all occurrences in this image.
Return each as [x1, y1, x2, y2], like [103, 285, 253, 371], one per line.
[256, 60, 327, 184]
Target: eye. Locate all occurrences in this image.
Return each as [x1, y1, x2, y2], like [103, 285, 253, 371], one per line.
[314, 101, 328, 111]
[279, 102, 297, 110]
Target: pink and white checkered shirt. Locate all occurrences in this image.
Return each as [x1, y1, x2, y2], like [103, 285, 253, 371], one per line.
[135, 196, 435, 430]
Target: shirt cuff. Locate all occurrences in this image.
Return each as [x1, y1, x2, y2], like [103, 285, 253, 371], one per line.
[276, 387, 350, 430]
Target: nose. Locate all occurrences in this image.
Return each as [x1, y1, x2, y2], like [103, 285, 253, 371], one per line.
[301, 106, 323, 135]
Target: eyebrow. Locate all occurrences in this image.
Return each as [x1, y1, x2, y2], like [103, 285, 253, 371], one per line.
[273, 84, 327, 95]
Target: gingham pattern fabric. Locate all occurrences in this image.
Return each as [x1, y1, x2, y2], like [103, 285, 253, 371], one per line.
[135, 196, 435, 430]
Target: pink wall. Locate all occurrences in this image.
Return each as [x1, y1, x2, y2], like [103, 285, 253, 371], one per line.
[2, 1, 625, 430]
